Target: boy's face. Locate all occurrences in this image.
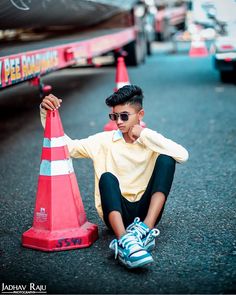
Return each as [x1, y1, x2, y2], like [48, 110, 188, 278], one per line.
[111, 103, 144, 134]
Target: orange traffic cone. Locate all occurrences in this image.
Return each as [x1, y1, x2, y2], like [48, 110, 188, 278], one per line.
[115, 56, 130, 91]
[22, 110, 98, 251]
[189, 35, 209, 57]
[104, 57, 146, 131]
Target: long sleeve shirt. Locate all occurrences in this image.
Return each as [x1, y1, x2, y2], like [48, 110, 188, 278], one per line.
[40, 107, 189, 220]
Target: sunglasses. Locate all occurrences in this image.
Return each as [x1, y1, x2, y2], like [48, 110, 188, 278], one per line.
[109, 112, 136, 121]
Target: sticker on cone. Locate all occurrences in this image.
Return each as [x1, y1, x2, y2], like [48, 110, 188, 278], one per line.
[104, 56, 146, 131]
[22, 110, 98, 251]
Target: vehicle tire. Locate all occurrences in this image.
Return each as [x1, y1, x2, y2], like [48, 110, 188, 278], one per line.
[155, 32, 162, 41]
[147, 40, 152, 56]
[124, 41, 138, 66]
[220, 71, 234, 83]
[124, 36, 146, 66]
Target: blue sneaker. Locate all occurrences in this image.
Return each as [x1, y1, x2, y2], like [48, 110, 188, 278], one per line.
[126, 217, 160, 252]
[109, 232, 154, 269]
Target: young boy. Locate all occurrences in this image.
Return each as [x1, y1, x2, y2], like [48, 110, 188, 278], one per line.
[40, 85, 189, 269]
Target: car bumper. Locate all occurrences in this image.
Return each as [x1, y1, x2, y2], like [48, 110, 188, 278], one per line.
[214, 52, 236, 71]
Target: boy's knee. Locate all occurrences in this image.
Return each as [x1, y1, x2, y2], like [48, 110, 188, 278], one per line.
[157, 154, 176, 168]
[153, 155, 176, 198]
[99, 172, 118, 185]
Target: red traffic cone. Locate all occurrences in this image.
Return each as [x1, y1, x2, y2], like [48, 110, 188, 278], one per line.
[115, 57, 130, 91]
[22, 110, 98, 251]
[104, 57, 146, 131]
[189, 35, 209, 57]
[103, 119, 117, 131]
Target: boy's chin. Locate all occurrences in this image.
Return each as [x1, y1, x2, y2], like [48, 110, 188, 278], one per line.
[118, 127, 127, 133]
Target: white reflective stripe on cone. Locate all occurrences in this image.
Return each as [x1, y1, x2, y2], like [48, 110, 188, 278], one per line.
[40, 159, 74, 176]
[116, 82, 130, 89]
[43, 136, 66, 148]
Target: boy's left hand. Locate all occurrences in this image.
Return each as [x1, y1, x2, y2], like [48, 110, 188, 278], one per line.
[128, 124, 143, 141]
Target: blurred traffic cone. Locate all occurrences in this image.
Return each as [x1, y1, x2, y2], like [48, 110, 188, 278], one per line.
[104, 57, 146, 131]
[115, 56, 130, 91]
[22, 110, 98, 251]
[103, 118, 117, 131]
[189, 35, 209, 57]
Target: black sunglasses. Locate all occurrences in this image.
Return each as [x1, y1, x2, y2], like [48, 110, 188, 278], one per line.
[109, 112, 136, 121]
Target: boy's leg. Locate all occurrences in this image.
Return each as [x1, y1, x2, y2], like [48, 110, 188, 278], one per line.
[144, 192, 166, 229]
[99, 172, 154, 268]
[99, 172, 126, 238]
[108, 212, 126, 239]
[125, 155, 176, 251]
[138, 154, 176, 228]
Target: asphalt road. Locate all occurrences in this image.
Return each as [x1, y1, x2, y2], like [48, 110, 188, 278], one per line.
[0, 42, 236, 294]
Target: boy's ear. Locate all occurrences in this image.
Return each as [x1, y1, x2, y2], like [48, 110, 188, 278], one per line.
[138, 109, 144, 121]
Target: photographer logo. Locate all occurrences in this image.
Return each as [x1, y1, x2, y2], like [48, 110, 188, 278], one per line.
[1, 283, 47, 294]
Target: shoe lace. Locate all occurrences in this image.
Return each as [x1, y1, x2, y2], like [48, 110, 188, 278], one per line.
[126, 218, 160, 246]
[110, 239, 119, 259]
[110, 233, 143, 259]
[144, 228, 160, 247]
[126, 217, 149, 240]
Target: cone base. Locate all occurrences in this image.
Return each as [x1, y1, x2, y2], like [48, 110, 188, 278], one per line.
[104, 120, 118, 131]
[22, 222, 98, 251]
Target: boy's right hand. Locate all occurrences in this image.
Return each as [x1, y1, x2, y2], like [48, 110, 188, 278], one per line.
[41, 94, 62, 111]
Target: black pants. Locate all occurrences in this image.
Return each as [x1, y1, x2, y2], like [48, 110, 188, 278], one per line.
[99, 154, 176, 228]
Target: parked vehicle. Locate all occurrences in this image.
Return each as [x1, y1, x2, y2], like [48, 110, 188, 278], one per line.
[214, 20, 236, 82]
[154, 0, 187, 41]
[210, 0, 236, 82]
[194, 0, 236, 82]
[0, 0, 155, 93]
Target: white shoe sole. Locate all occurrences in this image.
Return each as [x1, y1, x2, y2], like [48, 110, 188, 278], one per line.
[119, 255, 154, 269]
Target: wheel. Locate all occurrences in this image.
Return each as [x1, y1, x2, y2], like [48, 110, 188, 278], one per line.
[155, 32, 163, 42]
[124, 36, 146, 66]
[220, 71, 234, 83]
[147, 40, 152, 56]
[124, 41, 138, 66]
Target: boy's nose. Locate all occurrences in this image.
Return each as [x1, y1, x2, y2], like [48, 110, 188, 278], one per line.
[117, 117, 123, 123]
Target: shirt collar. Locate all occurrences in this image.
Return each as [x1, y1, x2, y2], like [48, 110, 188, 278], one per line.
[112, 129, 123, 142]
[112, 129, 141, 144]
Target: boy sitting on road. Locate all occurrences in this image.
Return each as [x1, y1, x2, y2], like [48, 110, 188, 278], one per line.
[40, 85, 189, 269]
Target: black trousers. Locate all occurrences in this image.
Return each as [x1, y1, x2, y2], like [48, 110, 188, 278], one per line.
[99, 154, 176, 228]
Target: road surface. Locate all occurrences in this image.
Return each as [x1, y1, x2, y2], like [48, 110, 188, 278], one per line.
[0, 42, 236, 294]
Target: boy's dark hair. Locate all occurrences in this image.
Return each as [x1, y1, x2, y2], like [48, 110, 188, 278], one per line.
[105, 85, 143, 109]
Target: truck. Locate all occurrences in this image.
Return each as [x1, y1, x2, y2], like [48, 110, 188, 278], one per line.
[154, 0, 187, 41]
[0, 0, 156, 94]
[191, 0, 236, 82]
[209, 0, 236, 82]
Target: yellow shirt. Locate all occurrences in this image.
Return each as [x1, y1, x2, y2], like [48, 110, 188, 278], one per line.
[40, 108, 189, 220]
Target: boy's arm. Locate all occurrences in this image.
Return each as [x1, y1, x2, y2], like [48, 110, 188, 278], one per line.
[138, 128, 189, 163]
[40, 102, 100, 159]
